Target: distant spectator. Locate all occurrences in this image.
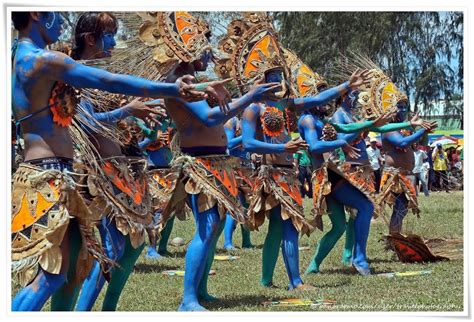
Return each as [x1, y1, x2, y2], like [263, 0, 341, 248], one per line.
[427, 146, 435, 191]
[294, 149, 313, 198]
[412, 143, 429, 196]
[432, 143, 450, 193]
[451, 148, 460, 168]
[366, 137, 383, 192]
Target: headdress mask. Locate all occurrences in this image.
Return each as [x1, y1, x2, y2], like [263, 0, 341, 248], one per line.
[138, 11, 212, 75]
[356, 68, 408, 120]
[215, 12, 293, 99]
[282, 48, 334, 116]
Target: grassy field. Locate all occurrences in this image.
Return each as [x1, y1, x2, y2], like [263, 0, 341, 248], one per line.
[35, 191, 463, 312]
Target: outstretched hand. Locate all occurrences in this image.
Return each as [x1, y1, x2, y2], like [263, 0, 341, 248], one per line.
[343, 143, 361, 159]
[348, 68, 372, 89]
[422, 121, 438, 133]
[248, 77, 283, 102]
[202, 78, 233, 114]
[125, 98, 165, 127]
[373, 109, 398, 128]
[175, 75, 208, 102]
[284, 137, 309, 153]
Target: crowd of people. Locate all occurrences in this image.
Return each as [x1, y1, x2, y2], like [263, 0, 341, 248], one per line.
[11, 11, 449, 312]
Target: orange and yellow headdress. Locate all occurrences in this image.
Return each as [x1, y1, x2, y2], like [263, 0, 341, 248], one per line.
[215, 12, 293, 98]
[356, 68, 408, 119]
[333, 53, 408, 120]
[138, 11, 212, 75]
[283, 48, 328, 97]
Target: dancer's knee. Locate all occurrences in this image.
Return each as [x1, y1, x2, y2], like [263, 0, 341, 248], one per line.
[330, 222, 346, 237]
[42, 271, 67, 291]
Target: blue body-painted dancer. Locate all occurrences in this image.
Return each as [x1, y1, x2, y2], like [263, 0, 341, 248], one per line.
[11, 11, 228, 312]
[222, 117, 254, 251]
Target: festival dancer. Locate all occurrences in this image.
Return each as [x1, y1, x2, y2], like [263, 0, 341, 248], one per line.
[137, 111, 182, 259]
[333, 55, 436, 236]
[380, 104, 437, 233]
[222, 116, 254, 251]
[70, 12, 232, 311]
[11, 11, 229, 312]
[129, 12, 282, 311]
[287, 51, 431, 275]
[215, 13, 371, 289]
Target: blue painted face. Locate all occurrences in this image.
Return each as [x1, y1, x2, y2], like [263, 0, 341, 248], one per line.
[100, 32, 117, 57]
[346, 89, 359, 109]
[195, 49, 212, 71]
[265, 68, 283, 83]
[396, 101, 408, 121]
[39, 12, 63, 44]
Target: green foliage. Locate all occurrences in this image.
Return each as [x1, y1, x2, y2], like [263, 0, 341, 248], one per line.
[274, 12, 463, 126]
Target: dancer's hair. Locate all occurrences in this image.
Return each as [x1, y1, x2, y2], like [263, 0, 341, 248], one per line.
[71, 12, 118, 59]
[11, 12, 50, 31]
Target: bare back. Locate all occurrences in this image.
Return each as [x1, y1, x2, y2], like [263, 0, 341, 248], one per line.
[382, 138, 415, 171]
[164, 98, 228, 148]
[13, 44, 73, 160]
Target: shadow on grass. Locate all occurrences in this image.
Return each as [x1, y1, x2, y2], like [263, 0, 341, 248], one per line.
[133, 263, 181, 273]
[368, 257, 397, 264]
[204, 294, 289, 310]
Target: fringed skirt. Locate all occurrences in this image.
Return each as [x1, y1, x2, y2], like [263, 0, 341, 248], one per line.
[247, 165, 313, 236]
[161, 154, 245, 225]
[11, 163, 112, 287]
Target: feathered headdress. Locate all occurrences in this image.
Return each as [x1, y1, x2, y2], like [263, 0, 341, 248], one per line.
[283, 48, 328, 97]
[332, 53, 408, 120]
[214, 12, 293, 98]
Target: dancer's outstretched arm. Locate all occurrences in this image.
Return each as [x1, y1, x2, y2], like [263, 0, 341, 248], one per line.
[282, 82, 351, 112]
[179, 83, 281, 127]
[282, 69, 372, 112]
[383, 129, 426, 148]
[299, 115, 349, 154]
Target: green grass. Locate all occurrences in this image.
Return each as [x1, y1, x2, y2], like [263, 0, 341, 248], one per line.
[29, 191, 464, 311]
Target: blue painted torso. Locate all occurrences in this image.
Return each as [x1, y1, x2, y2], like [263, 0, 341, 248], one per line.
[331, 107, 369, 164]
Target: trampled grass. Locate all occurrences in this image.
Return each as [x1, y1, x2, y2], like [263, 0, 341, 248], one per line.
[34, 191, 463, 312]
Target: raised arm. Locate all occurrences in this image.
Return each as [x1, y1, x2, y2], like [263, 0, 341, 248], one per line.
[43, 51, 182, 98]
[283, 69, 372, 112]
[242, 104, 285, 154]
[372, 122, 412, 133]
[283, 82, 351, 112]
[180, 83, 281, 127]
[299, 115, 349, 154]
[383, 129, 426, 148]
[328, 120, 374, 133]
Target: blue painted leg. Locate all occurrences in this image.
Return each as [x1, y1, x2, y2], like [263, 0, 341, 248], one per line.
[75, 217, 126, 311]
[178, 194, 221, 311]
[198, 219, 225, 302]
[281, 217, 305, 289]
[389, 193, 408, 234]
[332, 182, 374, 275]
[223, 213, 237, 251]
[12, 270, 67, 311]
